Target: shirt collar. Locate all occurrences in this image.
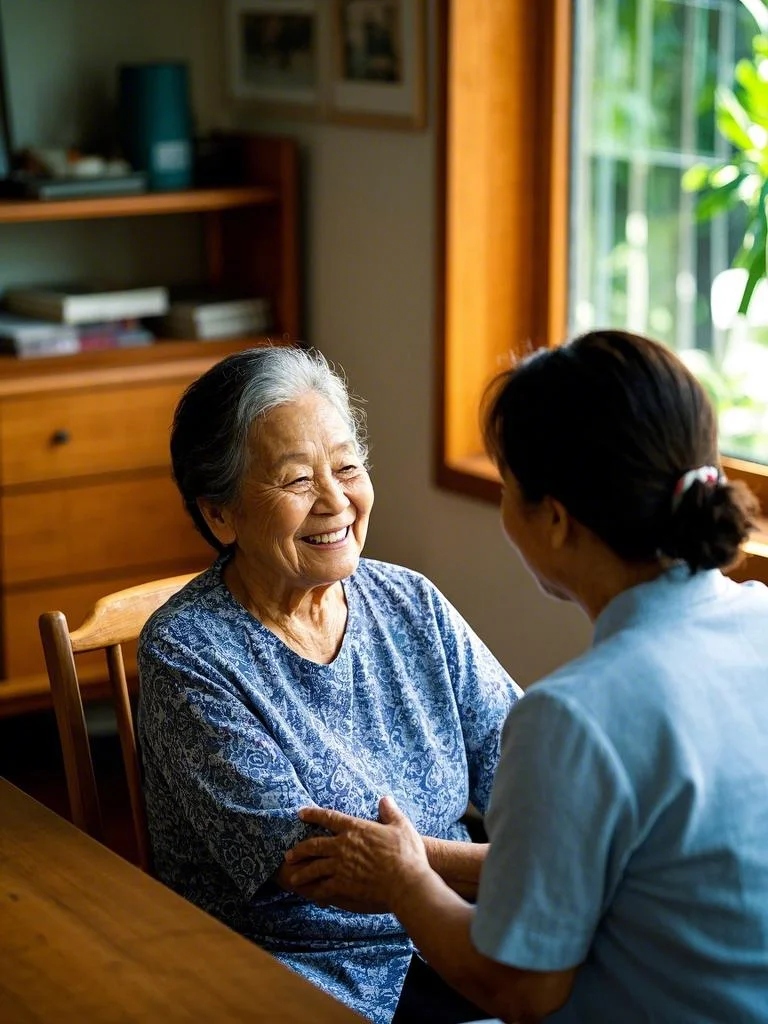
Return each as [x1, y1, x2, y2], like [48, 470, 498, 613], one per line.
[593, 564, 730, 646]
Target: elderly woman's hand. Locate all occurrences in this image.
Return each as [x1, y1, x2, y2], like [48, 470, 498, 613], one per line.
[282, 796, 433, 914]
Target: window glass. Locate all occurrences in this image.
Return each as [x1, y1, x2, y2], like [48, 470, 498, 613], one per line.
[570, 0, 768, 463]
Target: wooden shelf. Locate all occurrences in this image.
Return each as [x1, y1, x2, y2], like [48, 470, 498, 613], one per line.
[0, 337, 283, 396]
[0, 136, 301, 718]
[0, 185, 280, 224]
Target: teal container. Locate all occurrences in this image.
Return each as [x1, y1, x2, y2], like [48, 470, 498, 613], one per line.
[118, 63, 192, 191]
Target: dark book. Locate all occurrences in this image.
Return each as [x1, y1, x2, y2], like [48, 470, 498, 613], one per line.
[162, 285, 271, 340]
[168, 286, 270, 323]
[165, 310, 270, 339]
[22, 172, 148, 200]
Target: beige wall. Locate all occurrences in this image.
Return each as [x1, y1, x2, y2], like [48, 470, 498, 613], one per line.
[234, 120, 591, 686]
[1, 0, 226, 149]
[1, 0, 591, 685]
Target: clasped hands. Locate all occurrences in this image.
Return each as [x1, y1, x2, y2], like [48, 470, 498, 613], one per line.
[280, 796, 432, 915]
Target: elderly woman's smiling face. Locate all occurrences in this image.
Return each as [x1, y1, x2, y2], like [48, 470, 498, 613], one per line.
[204, 390, 373, 594]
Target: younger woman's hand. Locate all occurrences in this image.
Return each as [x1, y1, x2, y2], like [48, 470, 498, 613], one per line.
[282, 796, 433, 912]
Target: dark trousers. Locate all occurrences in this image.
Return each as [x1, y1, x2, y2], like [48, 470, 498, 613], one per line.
[392, 953, 487, 1024]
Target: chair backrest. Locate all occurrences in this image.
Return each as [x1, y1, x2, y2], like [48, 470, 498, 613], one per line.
[38, 573, 198, 872]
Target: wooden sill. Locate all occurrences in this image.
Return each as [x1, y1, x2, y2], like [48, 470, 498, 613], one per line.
[731, 531, 768, 584]
[438, 454, 768, 585]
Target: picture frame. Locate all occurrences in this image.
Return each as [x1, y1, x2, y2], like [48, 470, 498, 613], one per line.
[327, 0, 426, 130]
[226, 0, 325, 117]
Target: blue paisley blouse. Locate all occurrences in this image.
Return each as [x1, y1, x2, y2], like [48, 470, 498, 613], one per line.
[137, 556, 520, 1023]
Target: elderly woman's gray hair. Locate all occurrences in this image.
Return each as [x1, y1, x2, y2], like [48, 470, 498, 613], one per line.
[171, 346, 369, 551]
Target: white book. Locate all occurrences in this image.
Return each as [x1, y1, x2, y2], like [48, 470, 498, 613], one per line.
[0, 310, 79, 344]
[167, 290, 270, 325]
[0, 334, 80, 359]
[167, 311, 269, 332]
[4, 283, 169, 325]
[168, 307, 269, 332]
[165, 313, 269, 340]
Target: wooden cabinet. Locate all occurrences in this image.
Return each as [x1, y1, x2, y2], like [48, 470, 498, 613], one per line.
[0, 135, 300, 716]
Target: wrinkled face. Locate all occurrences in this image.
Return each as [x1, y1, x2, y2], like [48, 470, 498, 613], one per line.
[500, 468, 570, 602]
[205, 391, 374, 593]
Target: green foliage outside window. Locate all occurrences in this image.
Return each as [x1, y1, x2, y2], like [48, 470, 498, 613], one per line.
[683, 0, 768, 461]
[572, 0, 768, 463]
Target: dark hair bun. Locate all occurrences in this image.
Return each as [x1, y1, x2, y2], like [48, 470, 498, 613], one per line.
[659, 479, 759, 572]
[482, 330, 761, 573]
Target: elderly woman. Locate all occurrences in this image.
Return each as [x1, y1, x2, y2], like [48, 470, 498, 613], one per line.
[136, 346, 520, 1024]
[286, 330, 768, 1024]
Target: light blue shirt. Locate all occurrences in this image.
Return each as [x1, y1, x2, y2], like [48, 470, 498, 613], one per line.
[138, 556, 520, 1024]
[473, 566, 768, 1023]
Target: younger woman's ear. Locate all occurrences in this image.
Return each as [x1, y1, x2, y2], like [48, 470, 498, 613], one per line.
[197, 498, 237, 547]
[547, 497, 572, 550]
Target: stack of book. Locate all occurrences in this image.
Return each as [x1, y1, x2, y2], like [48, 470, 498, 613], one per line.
[0, 311, 79, 359]
[163, 288, 271, 340]
[0, 282, 168, 357]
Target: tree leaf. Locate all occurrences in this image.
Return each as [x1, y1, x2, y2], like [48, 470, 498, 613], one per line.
[740, 1, 768, 36]
[715, 85, 758, 152]
[737, 181, 768, 312]
[734, 58, 768, 128]
[681, 163, 713, 192]
[711, 164, 742, 187]
[695, 175, 747, 221]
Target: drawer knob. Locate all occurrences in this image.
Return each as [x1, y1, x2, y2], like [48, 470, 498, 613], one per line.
[50, 429, 72, 446]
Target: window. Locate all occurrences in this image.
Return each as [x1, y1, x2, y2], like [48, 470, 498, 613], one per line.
[438, 0, 768, 577]
[571, 0, 767, 464]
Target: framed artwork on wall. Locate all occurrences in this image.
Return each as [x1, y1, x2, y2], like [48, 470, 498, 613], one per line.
[226, 0, 324, 116]
[327, 0, 426, 129]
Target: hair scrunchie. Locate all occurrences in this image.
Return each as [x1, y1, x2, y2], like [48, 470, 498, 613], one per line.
[671, 465, 725, 512]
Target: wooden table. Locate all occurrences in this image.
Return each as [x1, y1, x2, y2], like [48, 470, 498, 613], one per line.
[0, 779, 363, 1022]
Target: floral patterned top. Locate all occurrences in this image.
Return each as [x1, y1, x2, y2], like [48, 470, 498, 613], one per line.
[137, 556, 520, 1024]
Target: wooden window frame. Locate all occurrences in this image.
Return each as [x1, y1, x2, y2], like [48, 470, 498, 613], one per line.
[435, 0, 768, 580]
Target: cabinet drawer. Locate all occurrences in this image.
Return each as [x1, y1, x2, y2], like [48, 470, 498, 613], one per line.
[2, 475, 210, 586]
[0, 381, 188, 486]
[2, 570, 192, 678]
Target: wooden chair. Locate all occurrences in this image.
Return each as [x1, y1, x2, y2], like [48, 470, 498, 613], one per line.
[38, 573, 199, 872]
